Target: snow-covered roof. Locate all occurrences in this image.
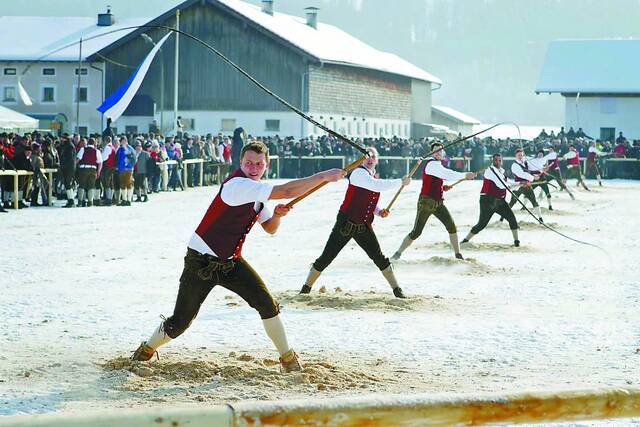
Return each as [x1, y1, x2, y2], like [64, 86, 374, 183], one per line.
[536, 39, 640, 94]
[432, 105, 480, 124]
[213, 0, 440, 83]
[0, 106, 38, 130]
[472, 123, 561, 141]
[0, 16, 153, 62]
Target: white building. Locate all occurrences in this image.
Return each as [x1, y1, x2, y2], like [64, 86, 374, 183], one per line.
[536, 39, 640, 142]
[431, 105, 480, 135]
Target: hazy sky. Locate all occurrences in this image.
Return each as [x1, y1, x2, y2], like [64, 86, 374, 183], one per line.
[4, 0, 640, 125]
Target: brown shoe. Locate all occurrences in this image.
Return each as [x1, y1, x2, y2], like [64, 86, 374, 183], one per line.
[279, 349, 302, 373]
[131, 342, 158, 361]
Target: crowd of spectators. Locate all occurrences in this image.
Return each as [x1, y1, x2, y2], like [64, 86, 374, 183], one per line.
[2, 124, 639, 212]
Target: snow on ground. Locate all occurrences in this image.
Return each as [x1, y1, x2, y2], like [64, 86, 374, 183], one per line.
[1, 178, 639, 425]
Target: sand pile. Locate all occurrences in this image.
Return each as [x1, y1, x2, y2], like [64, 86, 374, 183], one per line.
[275, 289, 443, 312]
[99, 349, 429, 404]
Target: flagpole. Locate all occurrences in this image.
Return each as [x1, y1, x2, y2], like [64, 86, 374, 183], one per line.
[173, 9, 180, 135]
[76, 37, 82, 135]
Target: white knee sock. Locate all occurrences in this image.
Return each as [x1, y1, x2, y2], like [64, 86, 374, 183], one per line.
[534, 206, 542, 219]
[394, 235, 414, 257]
[511, 228, 519, 241]
[147, 320, 172, 350]
[449, 233, 461, 255]
[77, 189, 85, 202]
[463, 231, 475, 242]
[262, 316, 291, 356]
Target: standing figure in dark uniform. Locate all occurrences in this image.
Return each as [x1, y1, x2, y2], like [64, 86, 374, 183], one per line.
[231, 127, 245, 171]
[59, 136, 77, 207]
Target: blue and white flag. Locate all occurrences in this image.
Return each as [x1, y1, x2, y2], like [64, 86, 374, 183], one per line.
[98, 33, 172, 121]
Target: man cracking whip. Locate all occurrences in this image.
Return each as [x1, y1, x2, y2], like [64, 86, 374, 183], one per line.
[299, 147, 411, 298]
[528, 150, 554, 211]
[462, 153, 521, 247]
[132, 141, 345, 373]
[563, 144, 590, 191]
[585, 140, 603, 186]
[507, 148, 544, 223]
[391, 142, 475, 261]
[543, 146, 575, 199]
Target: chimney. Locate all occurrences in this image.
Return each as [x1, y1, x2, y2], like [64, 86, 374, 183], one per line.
[97, 6, 115, 26]
[261, 0, 274, 15]
[305, 7, 319, 29]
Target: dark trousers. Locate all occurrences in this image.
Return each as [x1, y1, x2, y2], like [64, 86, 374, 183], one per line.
[471, 195, 518, 234]
[509, 185, 538, 208]
[312, 213, 390, 272]
[408, 195, 457, 239]
[546, 171, 571, 193]
[163, 249, 279, 340]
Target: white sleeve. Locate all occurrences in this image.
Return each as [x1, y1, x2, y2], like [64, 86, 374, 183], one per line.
[76, 147, 84, 160]
[257, 203, 272, 224]
[564, 151, 577, 160]
[526, 158, 544, 172]
[221, 177, 273, 206]
[543, 152, 557, 162]
[424, 160, 466, 181]
[217, 144, 224, 160]
[484, 167, 507, 189]
[349, 167, 400, 192]
[96, 149, 103, 164]
[102, 145, 111, 159]
[511, 162, 534, 181]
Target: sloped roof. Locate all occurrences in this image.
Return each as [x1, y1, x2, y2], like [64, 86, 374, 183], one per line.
[0, 106, 38, 130]
[536, 39, 640, 94]
[0, 16, 159, 61]
[432, 105, 480, 124]
[213, 0, 440, 83]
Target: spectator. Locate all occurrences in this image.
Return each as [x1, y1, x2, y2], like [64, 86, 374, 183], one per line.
[134, 141, 150, 202]
[116, 136, 136, 206]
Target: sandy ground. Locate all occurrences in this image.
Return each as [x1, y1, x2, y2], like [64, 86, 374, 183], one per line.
[1, 178, 639, 425]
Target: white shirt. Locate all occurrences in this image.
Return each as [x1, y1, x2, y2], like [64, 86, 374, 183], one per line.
[543, 152, 558, 162]
[526, 157, 546, 172]
[484, 166, 515, 189]
[564, 150, 578, 160]
[349, 166, 401, 216]
[188, 177, 273, 257]
[76, 145, 103, 164]
[102, 144, 114, 161]
[511, 160, 534, 182]
[424, 157, 466, 181]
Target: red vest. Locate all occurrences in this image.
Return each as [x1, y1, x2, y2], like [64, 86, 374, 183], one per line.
[420, 158, 443, 201]
[104, 144, 117, 168]
[194, 169, 263, 259]
[547, 155, 559, 171]
[223, 144, 231, 161]
[339, 166, 380, 225]
[513, 161, 531, 182]
[481, 168, 507, 199]
[79, 146, 98, 167]
[587, 150, 596, 161]
[567, 151, 580, 166]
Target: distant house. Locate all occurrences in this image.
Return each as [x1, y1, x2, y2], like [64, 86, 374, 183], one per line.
[536, 39, 640, 142]
[0, 0, 442, 138]
[431, 105, 480, 135]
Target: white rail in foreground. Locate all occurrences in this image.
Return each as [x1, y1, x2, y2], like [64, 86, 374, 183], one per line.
[1, 387, 640, 426]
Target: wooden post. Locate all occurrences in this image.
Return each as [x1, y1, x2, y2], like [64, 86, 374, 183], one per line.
[199, 160, 203, 186]
[182, 162, 188, 189]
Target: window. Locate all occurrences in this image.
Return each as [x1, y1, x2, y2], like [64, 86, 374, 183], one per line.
[125, 125, 138, 134]
[42, 68, 56, 76]
[347, 122, 352, 135]
[356, 122, 361, 135]
[74, 68, 88, 75]
[41, 86, 55, 103]
[2, 86, 17, 102]
[365, 122, 370, 135]
[391, 124, 396, 136]
[3, 68, 16, 75]
[221, 118, 236, 131]
[384, 123, 389, 135]
[265, 119, 280, 132]
[73, 86, 88, 103]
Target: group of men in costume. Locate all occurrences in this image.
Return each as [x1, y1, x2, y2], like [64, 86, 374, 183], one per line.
[131, 140, 593, 372]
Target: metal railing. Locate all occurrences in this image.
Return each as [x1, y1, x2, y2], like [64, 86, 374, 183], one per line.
[1, 387, 640, 426]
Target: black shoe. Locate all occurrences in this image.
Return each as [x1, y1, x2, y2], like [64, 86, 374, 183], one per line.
[461, 238, 469, 244]
[514, 240, 520, 247]
[80, 200, 87, 207]
[455, 253, 464, 260]
[393, 287, 407, 299]
[87, 201, 93, 207]
[18, 201, 29, 209]
[538, 217, 544, 223]
[548, 206, 553, 211]
[63, 200, 75, 208]
[2, 201, 10, 209]
[142, 195, 148, 202]
[0, 206, 7, 213]
[134, 196, 142, 203]
[299, 285, 312, 294]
